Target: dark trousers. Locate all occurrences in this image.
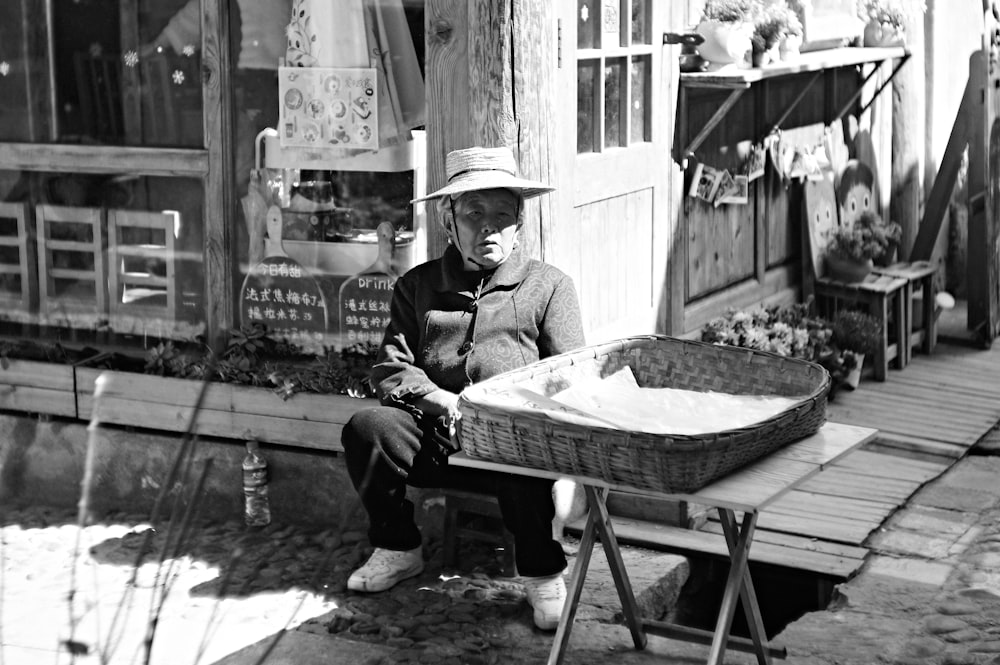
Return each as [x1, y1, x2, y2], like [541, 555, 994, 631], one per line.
[341, 406, 567, 577]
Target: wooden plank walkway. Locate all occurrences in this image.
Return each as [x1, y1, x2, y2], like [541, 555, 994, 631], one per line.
[605, 340, 1000, 580]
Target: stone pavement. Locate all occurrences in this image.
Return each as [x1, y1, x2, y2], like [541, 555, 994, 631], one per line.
[4, 428, 1000, 665]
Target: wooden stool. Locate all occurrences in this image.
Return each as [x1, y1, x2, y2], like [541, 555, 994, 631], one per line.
[441, 488, 516, 577]
[873, 260, 938, 365]
[813, 272, 908, 380]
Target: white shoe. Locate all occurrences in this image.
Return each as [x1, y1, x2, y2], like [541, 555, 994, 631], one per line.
[522, 573, 567, 630]
[347, 546, 424, 592]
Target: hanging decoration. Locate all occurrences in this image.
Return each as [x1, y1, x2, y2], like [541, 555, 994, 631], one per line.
[283, 0, 425, 152]
[686, 128, 834, 207]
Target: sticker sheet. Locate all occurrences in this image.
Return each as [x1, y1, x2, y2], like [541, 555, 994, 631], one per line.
[278, 66, 378, 150]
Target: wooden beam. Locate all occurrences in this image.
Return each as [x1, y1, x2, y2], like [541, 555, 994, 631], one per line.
[910, 62, 976, 261]
[425, 0, 473, 258]
[424, 1, 555, 261]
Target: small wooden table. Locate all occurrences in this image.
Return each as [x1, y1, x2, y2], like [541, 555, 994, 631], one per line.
[450, 421, 877, 665]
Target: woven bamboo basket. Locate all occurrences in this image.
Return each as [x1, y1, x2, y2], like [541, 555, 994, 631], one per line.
[456, 335, 830, 495]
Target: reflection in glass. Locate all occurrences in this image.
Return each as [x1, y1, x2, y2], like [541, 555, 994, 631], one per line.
[0, 0, 223, 147]
[0, 170, 205, 343]
[577, 60, 598, 154]
[578, 0, 599, 49]
[631, 0, 649, 44]
[604, 58, 625, 148]
[601, 0, 621, 49]
[630, 56, 650, 143]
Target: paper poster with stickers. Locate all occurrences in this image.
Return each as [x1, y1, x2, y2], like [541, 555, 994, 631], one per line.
[278, 66, 378, 150]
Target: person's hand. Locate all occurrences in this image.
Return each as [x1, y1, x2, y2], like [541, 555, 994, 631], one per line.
[415, 389, 461, 422]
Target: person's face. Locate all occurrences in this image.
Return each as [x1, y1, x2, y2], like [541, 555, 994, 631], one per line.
[448, 188, 521, 270]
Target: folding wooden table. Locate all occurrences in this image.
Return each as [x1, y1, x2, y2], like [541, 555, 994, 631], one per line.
[450, 421, 877, 665]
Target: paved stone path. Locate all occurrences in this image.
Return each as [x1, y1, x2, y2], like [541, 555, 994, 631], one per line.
[5, 438, 1000, 665]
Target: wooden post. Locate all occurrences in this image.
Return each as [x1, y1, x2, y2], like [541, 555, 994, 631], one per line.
[889, 0, 926, 259]
[202, 0, 235, 350]
[424, 0, 555, 260]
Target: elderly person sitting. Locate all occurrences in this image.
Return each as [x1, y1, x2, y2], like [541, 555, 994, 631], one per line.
[341, 146, 585, 630]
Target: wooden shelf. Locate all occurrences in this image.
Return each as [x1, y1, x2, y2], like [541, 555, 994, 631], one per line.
[680, 46, 908, 88]
[675, 46, 911, 164]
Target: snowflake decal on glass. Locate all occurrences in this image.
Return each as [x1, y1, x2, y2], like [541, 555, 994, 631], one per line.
[182, 44, 196, 57]
[0, 61, 9, 77]
[172, 70, 185, 85]
[123, 50, 139, 68]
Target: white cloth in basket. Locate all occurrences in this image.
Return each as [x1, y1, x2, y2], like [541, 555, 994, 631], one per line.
[548, 367, 804, 435]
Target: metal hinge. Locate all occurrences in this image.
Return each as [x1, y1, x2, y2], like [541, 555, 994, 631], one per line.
[557, 19, 562, 68]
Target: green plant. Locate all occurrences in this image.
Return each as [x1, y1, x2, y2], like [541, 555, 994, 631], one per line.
[701, 0, 756, 23]
[830, 309, 882, 356]
[701, 300, 834, 361]
[140, 323, 378, 399]
[856, 0, 925, 30]
[752, 3, 795, 52]
[826, 210, 902, 263]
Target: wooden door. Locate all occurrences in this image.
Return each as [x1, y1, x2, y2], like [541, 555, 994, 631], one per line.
[548, 1, 685, 343]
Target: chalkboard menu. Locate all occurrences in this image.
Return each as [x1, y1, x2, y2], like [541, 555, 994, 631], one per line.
[240, 206, 328, 352]
[338, 222, 398, 347]
[241, 256, 328, 350]
[338, 273, 394, 345]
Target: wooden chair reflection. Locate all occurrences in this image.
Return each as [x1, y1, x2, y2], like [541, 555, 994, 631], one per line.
[35, 204, 108, 321]
[802, 174, 907, 381]
[107, 209, 177, 326]
[0, 202, 38, 314]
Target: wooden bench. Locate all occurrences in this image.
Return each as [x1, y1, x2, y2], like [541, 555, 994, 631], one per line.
[451, 421, 877, 665]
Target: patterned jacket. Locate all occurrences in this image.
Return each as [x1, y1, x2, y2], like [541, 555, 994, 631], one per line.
[372, 245, 585, 412]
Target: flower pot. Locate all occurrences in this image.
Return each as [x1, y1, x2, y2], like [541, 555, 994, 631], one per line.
[751, 45, 780, 68]
[843, 352, 865, 390]
[779, 33, 802, 62]
[863, 22, 905, 47]
[696, 20, 752, 69]
[826, 254, 873, 283]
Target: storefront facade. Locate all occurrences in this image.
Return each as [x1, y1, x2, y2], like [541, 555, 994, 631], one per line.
[0, 0, 996, 517]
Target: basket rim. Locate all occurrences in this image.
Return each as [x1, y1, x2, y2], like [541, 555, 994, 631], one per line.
[457, 334, 830, 441]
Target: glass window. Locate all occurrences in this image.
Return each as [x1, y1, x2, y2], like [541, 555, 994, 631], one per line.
[575, 0, 653, 154]
[631, 0, 649, 44]
[578, 1, 600, 49]
[630, 55, 650, 143]
[0, 170, 205, 342]
[601, 0, 622, 49]
[0, 0, 204, 147]
[577, 61, 599, 154]
[233, 0, 427, 355]
[604, 58, 625, 148]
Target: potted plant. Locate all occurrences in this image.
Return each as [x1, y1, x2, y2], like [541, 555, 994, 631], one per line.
[696, 0, 756, 68]
[825, 209, 902, 282]
[857, 0, 925, 47]
[830, 309, 881, 389]
[778, 5, 804, 61]
[751, 3, 795, 66]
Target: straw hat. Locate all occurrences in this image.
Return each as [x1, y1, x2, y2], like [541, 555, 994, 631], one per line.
[411, 146, 554, 203]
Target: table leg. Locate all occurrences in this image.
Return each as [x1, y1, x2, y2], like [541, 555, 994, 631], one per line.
[709, 509, 771, 665]
[586, 485, 647, 650]
[547, 486, 600, 665]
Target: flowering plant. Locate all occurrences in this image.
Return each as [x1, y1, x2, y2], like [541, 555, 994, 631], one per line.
[701, 300, 868, 395]
[826, 210, 902, 263]
[752, 2, 801, 53]
[701, 301, 833, 362]
[856, 0, 925, 30]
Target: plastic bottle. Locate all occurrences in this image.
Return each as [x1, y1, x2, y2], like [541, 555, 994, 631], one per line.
[242, 439, 271, 529]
